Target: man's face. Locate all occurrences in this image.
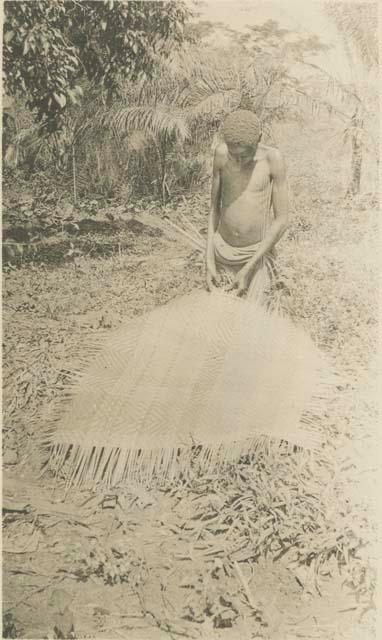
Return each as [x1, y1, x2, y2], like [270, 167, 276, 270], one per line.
[227, 143, 256, 164]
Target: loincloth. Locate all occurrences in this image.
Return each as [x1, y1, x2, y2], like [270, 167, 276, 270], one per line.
[213, 231, 277, 303]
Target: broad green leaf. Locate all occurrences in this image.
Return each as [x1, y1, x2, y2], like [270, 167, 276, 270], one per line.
[4, 30, 14, 44]
[67, 90, 77, 105]
[53, 92, 66, 108]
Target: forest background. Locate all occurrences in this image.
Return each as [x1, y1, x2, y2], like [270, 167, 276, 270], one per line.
[2, 2, 380, 639]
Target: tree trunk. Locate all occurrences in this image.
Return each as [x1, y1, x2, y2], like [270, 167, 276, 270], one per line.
[346, 110, 364, 197]
[72, 145, 77, 205]
[160, 136, 168, 203]
[349, 134, 363, 196]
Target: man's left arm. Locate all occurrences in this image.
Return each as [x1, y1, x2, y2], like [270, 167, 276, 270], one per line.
[230, 148, 289, 296]
[253, 148, 289, 260]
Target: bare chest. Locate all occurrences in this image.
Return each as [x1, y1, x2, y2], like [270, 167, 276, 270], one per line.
[221, 158, 271, 203]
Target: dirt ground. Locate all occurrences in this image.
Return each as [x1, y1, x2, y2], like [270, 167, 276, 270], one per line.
[2, 464, 375, 640]
[2, 180, 378, 639]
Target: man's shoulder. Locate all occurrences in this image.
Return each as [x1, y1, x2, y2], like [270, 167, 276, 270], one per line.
[258, 144, 283, 162]
[260, 145, 286, 177]
[213, 142, 229, 167]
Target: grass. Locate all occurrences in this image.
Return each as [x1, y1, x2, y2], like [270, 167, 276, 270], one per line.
[2, 179, 378, 637]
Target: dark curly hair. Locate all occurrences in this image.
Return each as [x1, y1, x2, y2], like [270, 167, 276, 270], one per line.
[221, 110, 261, 147]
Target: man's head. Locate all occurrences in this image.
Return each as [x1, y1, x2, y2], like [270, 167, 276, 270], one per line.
[221, 110, 261, 162]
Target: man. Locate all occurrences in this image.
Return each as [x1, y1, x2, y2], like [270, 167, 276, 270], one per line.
[206, 110, 289, 302]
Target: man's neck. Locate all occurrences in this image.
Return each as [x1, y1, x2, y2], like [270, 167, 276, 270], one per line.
[229, 143, 267, 167]
[229, 149, 257, 167]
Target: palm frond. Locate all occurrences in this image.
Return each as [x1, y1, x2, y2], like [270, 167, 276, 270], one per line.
[303, 61, 365, 112]
[325, 2, 378, 70]
[293, 88, 350, 123]
[108, 105, 191, 142]
[126, 129, 152, 154]
[187, 90, 241, 117]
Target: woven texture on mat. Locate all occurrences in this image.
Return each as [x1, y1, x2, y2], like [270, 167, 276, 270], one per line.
[51, 290, 327, 461]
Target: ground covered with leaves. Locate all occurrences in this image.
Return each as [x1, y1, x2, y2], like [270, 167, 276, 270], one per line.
[2, 171, 378, 639]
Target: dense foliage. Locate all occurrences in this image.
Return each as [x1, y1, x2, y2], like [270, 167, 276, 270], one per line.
[3, 0, 191, 131]
[3, 4, 378, 197]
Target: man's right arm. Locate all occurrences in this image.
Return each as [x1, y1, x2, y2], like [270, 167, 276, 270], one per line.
[206, 144, 224, 288]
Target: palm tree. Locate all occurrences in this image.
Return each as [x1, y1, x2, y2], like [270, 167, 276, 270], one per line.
[101, 45, 309, 201]
[324, 2, 378, 195]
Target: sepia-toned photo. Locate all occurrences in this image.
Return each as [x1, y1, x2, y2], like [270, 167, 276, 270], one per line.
[2, 1, 379, 638]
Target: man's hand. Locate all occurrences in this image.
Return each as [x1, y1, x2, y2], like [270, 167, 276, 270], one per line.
[229, 264, 254, 297]
[206, 264, 220, 292]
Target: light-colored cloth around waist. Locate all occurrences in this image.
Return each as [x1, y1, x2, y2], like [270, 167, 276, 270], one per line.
[213, 231, 278, 304]
[214, 231, 261, 266]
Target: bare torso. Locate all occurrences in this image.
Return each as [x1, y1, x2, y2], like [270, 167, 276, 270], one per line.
[218, 143, 273, 247]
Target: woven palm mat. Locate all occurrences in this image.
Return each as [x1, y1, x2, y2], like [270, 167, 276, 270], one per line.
[46, 290, 335, 486]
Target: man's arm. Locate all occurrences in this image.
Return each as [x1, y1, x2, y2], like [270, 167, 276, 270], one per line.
[206, 144, 225, 289]
[240, 149, 288, 275]
[231, 148, 289, 296]
[253, 148, 289, 259]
